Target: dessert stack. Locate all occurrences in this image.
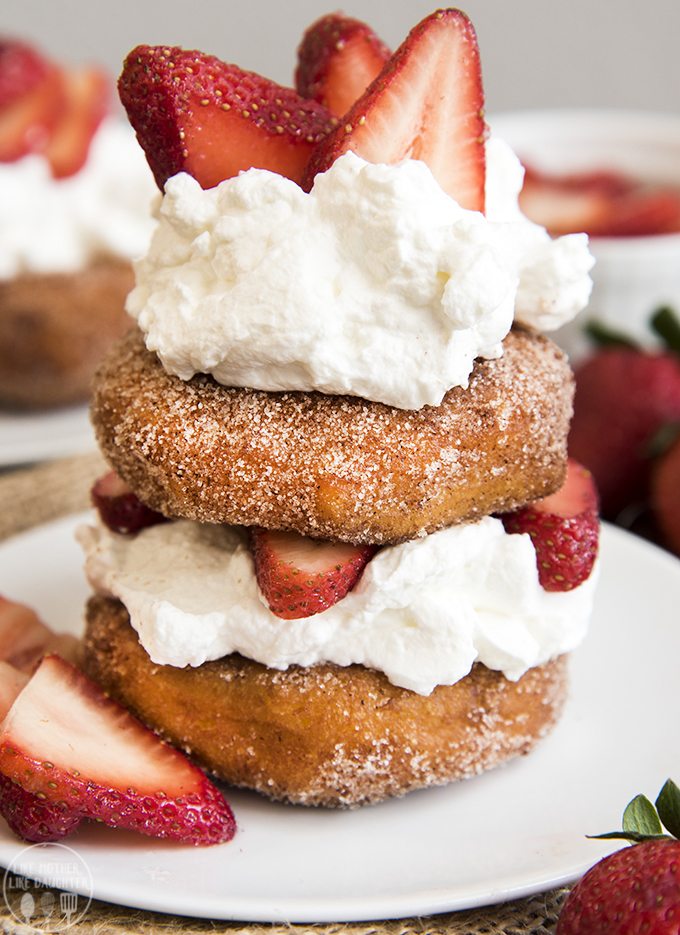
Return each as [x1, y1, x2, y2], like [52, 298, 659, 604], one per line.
[80, 8, 600, 807]
[0, 8, 601, 846]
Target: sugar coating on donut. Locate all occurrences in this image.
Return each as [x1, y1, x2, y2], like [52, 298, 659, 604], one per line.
[91, 327, 573, 544]
[83, 595, 568, 808]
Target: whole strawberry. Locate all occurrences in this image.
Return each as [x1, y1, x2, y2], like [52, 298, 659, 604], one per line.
[557, 779, 680, 934]
[651, 429, 680, 556]
[569, 311, 680, 518]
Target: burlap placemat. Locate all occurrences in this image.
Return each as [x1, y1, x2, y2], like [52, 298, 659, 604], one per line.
[0, 455, 571, 934]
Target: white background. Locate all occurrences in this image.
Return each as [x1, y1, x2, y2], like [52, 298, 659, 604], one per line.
[2, 0, 679, 116]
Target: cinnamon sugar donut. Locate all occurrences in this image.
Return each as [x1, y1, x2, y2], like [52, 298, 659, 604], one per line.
[83, 595, 568, 808]
[0, 259, 133, 409]
[91, 326, 573, 545]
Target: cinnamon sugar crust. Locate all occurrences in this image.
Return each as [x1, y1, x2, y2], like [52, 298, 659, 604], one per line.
[0, 259, 134, 409]
[83, 595, 569, 808]
[91, 327, 573, 545]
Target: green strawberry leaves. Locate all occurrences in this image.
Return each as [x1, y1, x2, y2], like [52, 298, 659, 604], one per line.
[657, 778, 680, 839]
[585, 306, 680, 354]
[589, 778, 680, 843]
[651, 307, 680, 354]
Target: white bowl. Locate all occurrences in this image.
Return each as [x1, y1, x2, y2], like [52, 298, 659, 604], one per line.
[490, 110, 680, 360]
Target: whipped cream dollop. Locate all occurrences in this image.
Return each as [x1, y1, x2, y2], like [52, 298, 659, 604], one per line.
[0, 118, 158, 280]
[79, 516, 596, 696]
[127, 139, 594, 410]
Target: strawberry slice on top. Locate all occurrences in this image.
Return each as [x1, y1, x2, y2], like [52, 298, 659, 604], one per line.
[251, 528, 376, 620]
[295, 13, 390, 118]
[0, 654, 235, 845]
[118, 45, 337, 191]
[302, 8, 486, 212]
[501, 459, 600, 592]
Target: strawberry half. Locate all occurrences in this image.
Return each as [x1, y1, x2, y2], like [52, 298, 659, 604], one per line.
[302, 9, 486, 211]
[44, 66, 109, 178]
[0, 654, 236, 846]
[0, 595, 79, 673]
[0, 657, 73, 844]
[501, 459, 599, 591]
[119, 45, 337, 191]
[295, 13, 390, 118]
[91, 470, 166, 535]
[251, 528, 376, 620]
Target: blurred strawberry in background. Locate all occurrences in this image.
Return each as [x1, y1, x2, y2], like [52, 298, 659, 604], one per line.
[568, 307, 680, 557]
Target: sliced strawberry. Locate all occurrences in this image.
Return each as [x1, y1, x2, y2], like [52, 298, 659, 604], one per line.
[519, 164, 680, 237]
[0, 595, 79, 673]
[251, 528, 376, 619]
[597, 189, 680, 237]
[0, 654, 235, 845]
[119, 45, 337, 191]
[0, 39, 52, 110]
[0, 659, 72, 844]
[501, 459, 599, 591]
[44, 66, 109, 178]
[295, 13, 390, 118]
[302, 9, 486, 211]
[519, 167, 613, 237]
[0, 60, 66, 162]
[92, 470, 166, 535]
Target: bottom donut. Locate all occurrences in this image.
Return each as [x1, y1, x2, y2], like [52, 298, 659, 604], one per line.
[83, 595, 569, 808]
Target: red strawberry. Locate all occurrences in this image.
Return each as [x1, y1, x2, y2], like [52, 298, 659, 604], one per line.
[0, 654, 236, 845]
[302, 9, 486, 212]
[44, 66, 109, 178]
[519, 164, 680, 237]
[651, 430, 680, 556]
[0, 39, 52, 110]
[501, 459, 599, 591]
[91, 470, 166, 535]
[251, 528, 376, 619]
[118, 45, 337, 191]
[558, 779, 680, 934]
[0, 57, 65, 162]
[519, 166, 613, 238]
[598, 188, 680, 237]
[295, 14, 390, 118]
[569, 348, 680, 517]
[0, 595, 79, 673]
[558, 839, 680, 933]
[0, 657, 76, 844]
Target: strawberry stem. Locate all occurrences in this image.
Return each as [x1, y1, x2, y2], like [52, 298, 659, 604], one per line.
[584, 319, 638, 350]
[651, 306, 680, 354]
[587, 777, 680, 844]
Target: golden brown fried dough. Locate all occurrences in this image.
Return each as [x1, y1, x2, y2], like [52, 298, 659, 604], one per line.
[0, 260, 133, 409]
[83, 595, 568, 808]
[91, 327, 573, 545]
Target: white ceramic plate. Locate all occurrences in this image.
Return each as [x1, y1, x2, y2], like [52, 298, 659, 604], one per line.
[0, 407, 96, 467]
[0, 516, 678, 923]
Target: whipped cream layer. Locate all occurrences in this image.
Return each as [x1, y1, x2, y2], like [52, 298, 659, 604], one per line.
[0, 118, 158, 280]
[127, 140, 594, 410]
[79, 516, 596, 696]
